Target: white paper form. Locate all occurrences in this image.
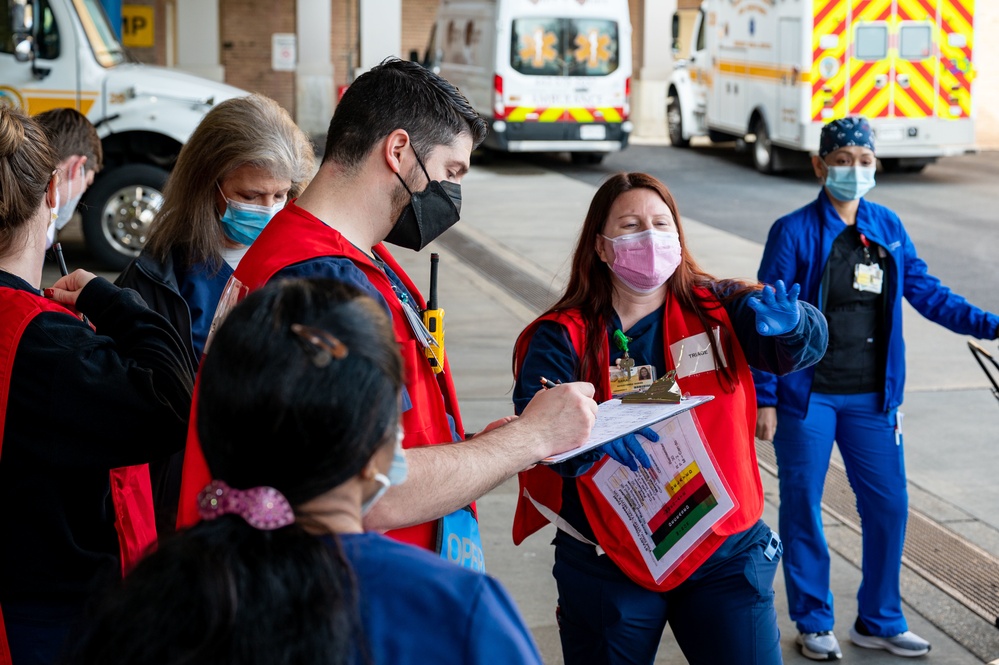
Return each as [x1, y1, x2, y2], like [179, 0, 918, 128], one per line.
[542, 395, 714, 465]
[589, 410, 737, 584]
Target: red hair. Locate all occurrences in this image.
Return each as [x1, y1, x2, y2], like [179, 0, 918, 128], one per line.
[513, 173, 759, 391]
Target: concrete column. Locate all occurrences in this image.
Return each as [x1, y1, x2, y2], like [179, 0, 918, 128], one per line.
[632, 0, 676, 140]
[295, 0, 335, 134]
[175, 0, 224, 82]
[358, 0, 401, 72]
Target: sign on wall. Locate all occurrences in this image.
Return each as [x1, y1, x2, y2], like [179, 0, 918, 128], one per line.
[122, 4, 154, 48]
[272, 33, 297, 71]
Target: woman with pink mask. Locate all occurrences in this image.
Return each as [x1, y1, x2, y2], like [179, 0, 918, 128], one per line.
[511, 172, 827, 665]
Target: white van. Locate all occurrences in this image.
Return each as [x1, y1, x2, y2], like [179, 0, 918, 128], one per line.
[2, 0, 244, 268]
[420, 0, 633, 164]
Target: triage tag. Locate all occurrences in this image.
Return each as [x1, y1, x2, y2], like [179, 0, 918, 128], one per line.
[853, 262, 883, 294]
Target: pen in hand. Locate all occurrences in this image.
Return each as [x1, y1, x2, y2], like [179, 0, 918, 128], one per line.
[52, 243, 90, 326]
[540, 377, 562, 391]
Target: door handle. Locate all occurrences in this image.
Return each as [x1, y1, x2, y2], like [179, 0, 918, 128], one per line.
[875, 74, 888, 89]
[896, 74, 910, 88]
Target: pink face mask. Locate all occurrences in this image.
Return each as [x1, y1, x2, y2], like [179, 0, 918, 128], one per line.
[602, 229, 682, 293]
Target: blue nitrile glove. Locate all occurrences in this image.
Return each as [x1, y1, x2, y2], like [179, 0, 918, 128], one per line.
[747, 280, 801, 336]
[598, 427, 659, 472]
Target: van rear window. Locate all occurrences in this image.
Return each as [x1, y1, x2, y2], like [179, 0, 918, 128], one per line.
[511, 18, 618, 76]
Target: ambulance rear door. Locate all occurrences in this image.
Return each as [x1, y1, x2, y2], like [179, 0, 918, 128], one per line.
[494, 0, 632, 156]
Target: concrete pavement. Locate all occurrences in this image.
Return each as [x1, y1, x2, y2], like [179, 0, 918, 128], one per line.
[391, 160, 999, 664]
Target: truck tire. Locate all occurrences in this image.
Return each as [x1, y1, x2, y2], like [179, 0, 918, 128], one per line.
[667, 90, 689, 148]
[81, 164, 168, 271]
[751, 117, 775, 174]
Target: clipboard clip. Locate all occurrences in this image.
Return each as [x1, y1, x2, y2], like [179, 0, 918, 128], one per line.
[621, 370, 682, 404]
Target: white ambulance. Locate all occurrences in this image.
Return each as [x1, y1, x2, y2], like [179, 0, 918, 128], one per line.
[420, 0, 633, 164]
[2, 0, 244, 268]
[667, 0, 976, 173]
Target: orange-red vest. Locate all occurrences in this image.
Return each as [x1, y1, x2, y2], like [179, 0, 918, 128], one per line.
[512, 287, 763, 591]
[176, 204, 467, 551]
[0, 287, 156, 660]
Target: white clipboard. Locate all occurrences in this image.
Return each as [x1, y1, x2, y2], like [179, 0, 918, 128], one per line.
[541, 395, 714, 464]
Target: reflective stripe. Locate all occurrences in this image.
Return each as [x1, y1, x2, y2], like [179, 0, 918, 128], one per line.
[502, 106, 626, 123]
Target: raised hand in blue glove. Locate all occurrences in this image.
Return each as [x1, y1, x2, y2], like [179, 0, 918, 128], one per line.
[747, 279, 801, 336]
[598, 427, 659, 472]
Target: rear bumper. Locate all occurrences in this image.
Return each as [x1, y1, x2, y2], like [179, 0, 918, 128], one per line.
[485, 120, 632, 153]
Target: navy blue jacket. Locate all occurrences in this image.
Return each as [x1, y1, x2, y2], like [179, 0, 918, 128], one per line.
[753, 189, 999, 418]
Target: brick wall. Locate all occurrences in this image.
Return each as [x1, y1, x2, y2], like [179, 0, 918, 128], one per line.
[402, 0, 438, 65]
[330, 0, 360, 90]
[219, 0, 297, 112]
[630, 0, 643, 76]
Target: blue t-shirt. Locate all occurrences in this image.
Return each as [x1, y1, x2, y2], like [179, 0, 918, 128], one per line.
[333, 532, 542, 664]
[175, 260, 234, 359]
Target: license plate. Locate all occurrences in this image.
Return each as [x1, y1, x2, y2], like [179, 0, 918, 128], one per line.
[875, 125, 904, 142]
[580, 124, 606, 140]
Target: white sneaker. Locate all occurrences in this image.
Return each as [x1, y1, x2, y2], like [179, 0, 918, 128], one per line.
[849, 622, 931, 657]
[796, 631, 843, 660]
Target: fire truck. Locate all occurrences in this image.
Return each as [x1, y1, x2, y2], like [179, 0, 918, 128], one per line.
[667, 0, 976, 173]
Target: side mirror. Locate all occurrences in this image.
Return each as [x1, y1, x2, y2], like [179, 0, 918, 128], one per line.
[671, 13, 680, 53]
[14, 38, 34, 63]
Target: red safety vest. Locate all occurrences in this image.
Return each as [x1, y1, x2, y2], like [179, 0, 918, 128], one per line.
[512, 287, 763, 591]
[0, 287, 157, 660]
[176, 204, 468, 551]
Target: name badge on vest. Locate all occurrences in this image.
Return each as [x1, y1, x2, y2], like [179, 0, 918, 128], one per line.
[437, 505, 486, 572]
[670, 328, 726, 379]
[853, 262, 883, 294]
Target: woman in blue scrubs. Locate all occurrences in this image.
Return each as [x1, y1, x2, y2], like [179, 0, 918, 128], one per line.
[70, 279, 543, 665]
[754, 117, 999, 660]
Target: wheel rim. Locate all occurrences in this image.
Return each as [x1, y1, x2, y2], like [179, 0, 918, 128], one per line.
[100, 184, 164, 258]
[754, 123, 771, 169]
[667, 99, 682, 143]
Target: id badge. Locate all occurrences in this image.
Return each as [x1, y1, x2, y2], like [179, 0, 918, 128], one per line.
[853, 263, 884, 294]
[609, 364, 656, 397]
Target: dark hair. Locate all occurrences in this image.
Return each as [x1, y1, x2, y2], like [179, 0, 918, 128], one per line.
[71, 279, 403, 665]
[514, 173, 759, 392]
[70, 517, 355, 665]
[198, 278, 403, 505]
[0, 106, 57, 253]
[323, 58, 487, 169]
[34, 107, 103, 172]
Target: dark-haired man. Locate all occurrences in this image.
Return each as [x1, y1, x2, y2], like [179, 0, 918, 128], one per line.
[177, 59, 597, 566]
[34, 108, 103, 248]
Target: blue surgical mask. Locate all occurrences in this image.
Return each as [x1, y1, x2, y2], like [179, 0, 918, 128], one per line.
[218, 184, 283, 246]
[825, 166, 876, 201]
[361, 426, 407, 516]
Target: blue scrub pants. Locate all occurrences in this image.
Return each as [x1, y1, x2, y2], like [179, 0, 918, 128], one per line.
[774, 391, 908, 637]
[553, 520, 782, 665]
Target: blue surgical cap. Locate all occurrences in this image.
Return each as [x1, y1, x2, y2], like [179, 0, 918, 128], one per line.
[819, 117, 876, 157]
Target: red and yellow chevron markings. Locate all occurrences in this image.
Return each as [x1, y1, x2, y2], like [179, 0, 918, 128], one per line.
[504, 107, 625, 123]
[892, 0, 936, 118]
[848, 0, 893, 119]
[812, 0, 849, 121]
[937, 0, 973, 119]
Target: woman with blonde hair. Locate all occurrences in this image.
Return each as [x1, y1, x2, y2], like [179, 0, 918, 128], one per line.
[116, 95, 314, 533]
[0, 107, 192, 665]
